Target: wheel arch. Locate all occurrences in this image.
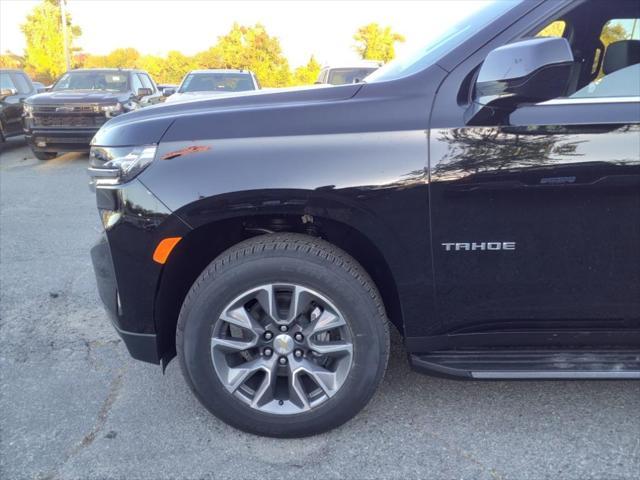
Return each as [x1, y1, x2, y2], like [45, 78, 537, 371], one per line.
[154, 210, 405, 366]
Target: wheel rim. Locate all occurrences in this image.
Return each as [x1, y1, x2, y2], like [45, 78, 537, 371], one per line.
[210, 283, 354, 414]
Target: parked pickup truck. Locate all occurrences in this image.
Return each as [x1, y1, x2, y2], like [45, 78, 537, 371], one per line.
[315, 60, 381, 85]
[163, 69, 260, 103]
[0, 69, 37, 143]
[88, 0, 640, 438]
[23, 68, 161, 160]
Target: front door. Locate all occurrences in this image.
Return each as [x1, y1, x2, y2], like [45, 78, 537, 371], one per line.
[429, 100, 640, 334]
[428, 3, 640, 337]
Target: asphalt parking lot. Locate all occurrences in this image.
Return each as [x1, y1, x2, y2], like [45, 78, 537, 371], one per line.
[1, 136, 639, 480]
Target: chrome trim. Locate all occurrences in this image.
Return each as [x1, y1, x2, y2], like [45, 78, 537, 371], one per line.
[472, 371, 640, 379]
[539, 96, 640, 106]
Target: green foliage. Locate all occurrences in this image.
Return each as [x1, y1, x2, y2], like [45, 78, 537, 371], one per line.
[16, 7, 335, 88]
[21, 0, 81, 83]
[291, 56, 321, 86]
[353, 23, 405, 63]
[196, 23, 291, 87]
[600, 23, 630, 48]
[160, 51, 197, 84]
[537, 21, 566, 38]
[105, 48, 141, 68]
[0, 52, 25, 69]
[138, 55, 166, 82]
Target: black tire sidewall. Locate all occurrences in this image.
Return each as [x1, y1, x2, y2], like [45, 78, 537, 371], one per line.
[178, 248, 388, 437]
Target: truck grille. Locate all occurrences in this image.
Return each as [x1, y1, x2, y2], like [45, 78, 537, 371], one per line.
[31, 104, 107, 129]
[32, 104, 101, 114]
[33, 115, 107, 128]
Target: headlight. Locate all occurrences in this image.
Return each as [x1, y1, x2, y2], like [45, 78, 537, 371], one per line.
[88, 145, 157, 186]
[100, 103, 122, 117]
[23, 104, 33, 117]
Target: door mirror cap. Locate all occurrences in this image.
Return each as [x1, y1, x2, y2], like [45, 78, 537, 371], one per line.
[162, 87, 176, 96]
[0, 88, 18, 99]
[136, 87, 153, 98]
[466, 37, 575, 125]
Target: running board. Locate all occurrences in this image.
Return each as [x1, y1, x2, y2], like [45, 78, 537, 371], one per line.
[409, 350, 640, 379]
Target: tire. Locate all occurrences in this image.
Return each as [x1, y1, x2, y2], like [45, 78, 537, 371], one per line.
[177, 233, 390, 437]
[33, 151, 57, 161]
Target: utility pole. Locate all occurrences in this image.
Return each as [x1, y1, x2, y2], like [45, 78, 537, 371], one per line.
[60, 0, 71, 71]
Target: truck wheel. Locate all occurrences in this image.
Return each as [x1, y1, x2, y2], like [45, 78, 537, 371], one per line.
[177, 233, 390, 437]
[33, 151, 57, 161]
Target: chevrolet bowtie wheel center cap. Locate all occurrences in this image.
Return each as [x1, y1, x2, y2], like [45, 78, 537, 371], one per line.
[273, 334, 294, 356]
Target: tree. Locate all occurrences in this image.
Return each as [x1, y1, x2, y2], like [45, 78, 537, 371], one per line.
[138, 55, 166, 82]
[81, 54, 108, 69]
[353, 23, 405, 63]
[291, 55, 321, 86]
[197, 23, 292, 87]
[21, 0, 82, 83]
[537, 20, 566, 38]
[600, 22, 630, 48]
[105, 48, 141, 68]
[160, 51, 197, 84]
[0, 52, 24, 69]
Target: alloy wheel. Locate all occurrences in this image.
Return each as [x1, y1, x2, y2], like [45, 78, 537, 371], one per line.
[210, 283, 354, 414]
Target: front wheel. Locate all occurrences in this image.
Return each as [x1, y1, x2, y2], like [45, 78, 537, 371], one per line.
[33, 150, 57, 161]
[177, 233, 390, 437]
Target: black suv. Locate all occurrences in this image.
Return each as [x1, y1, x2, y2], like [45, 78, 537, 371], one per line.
[89, 0, 640, 437]
[23, 69, 161, 160]
[0, 69, 37, 143]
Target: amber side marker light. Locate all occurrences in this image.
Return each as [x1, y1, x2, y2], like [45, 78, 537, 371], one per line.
[153, 237, 182, 264]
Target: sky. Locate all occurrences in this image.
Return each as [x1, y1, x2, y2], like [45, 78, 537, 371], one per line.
[0, 0, 491, 68]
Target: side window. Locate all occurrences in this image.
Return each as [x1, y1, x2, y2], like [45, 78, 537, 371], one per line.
[0, 72, 16, 91]
[138, 73, 154, 92]
[536, 20, 566, 38]
[130, 73, 143, 93]
[12, 73, 32, 94]
[571, 18, 640, 99]
[596, 19, 640, 78]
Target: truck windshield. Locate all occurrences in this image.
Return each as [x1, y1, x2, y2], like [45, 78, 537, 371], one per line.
[179, 73, 255, 93]
[53, 71, 130, 92]
[366, 0, 521, 83]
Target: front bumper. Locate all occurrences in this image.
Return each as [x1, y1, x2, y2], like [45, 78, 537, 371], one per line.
[25, 127, 99, 152]
[89, 179, 191, 365]
[91, 232, 160, 363]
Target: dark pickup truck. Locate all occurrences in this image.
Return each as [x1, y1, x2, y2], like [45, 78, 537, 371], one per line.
[1, 69, 38, 143]
[23, 68, 161, 160]
[88, 0, 640, 437]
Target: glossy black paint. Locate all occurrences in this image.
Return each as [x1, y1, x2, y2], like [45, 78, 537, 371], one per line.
[23, 69, 162, 153]
[89, 0, 640, 367]
[0, 69, 35, 140]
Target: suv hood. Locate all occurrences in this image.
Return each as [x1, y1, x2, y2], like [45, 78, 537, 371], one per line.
[92, 83, 362, 147]
[26, 90, 128, 105]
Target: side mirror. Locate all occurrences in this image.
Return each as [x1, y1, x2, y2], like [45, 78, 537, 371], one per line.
[465, 37, 575, 125]
[136, 87, 153, 98]
[32, 82, 46, 93]
[0, 88, 18, 99]
[162, 87, 176, 96]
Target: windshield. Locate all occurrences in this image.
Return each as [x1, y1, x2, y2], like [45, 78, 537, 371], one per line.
[53, 71, 129, 92]
[366, 0, 521, 83]
[179, 73, 255, 93]
[327, 68, 378, 85]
